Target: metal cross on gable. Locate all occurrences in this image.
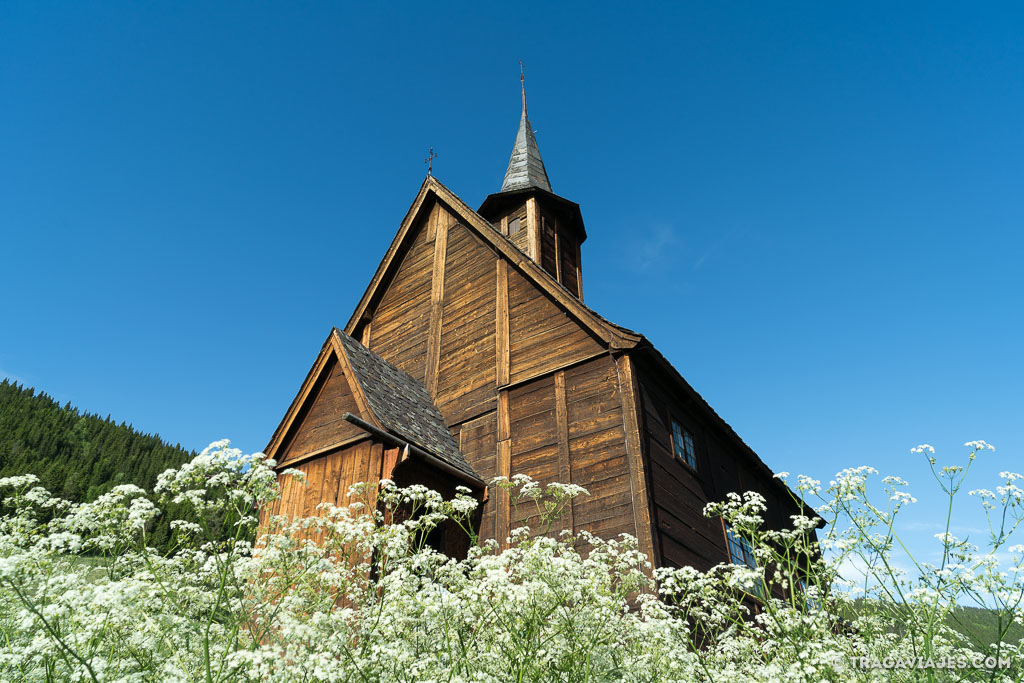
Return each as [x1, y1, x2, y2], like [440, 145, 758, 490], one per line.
[424, 147, 437, 176]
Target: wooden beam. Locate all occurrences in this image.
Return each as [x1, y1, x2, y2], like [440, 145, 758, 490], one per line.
[360, 320, 372, 347]
[424, 214, 449, 397]
[497, 349, 608, 391]
[526, 196, 538, 263]
[614, 352, 658, 570]
[575, 240, 584, 303]
[274, 433, 373, 470]
[495, 259, 510, 386]
[496, 389, 511, 548]
[554, 370, 574, 532]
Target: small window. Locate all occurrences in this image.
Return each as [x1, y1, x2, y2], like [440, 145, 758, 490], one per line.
[726, 523, 765, 599]
[671, 420, 697, 469]
[508, 217, 521, 235]
[725, 524, 756, 568]
[799, 578, 819, 611]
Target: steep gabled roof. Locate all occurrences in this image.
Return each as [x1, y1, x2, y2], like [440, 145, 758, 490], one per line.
[265, 328, 479, 483]
[332, 330, 478, 482]
[344, 175, 642, 350]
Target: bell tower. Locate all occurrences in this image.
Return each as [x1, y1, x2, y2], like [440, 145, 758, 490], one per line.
[478, 66, 586, 300]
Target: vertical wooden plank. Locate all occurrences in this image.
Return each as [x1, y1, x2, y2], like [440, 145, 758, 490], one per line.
[575, 241, 584, 303]
[367, 443, 386, 511]
[496, 389, 511, 547]
[424, 215, 449, 397]
[322, 450, 343, 509]
[495, 259, 510, 387]
[526, 197, 538, 262]
[614, 353, 659, 570]
[359, 320, 372, 347]
[280, 469, 300, 519]
[302, 457, 326, 519]
[425, 201, 438, 240]
[381, 444, 400, 482]
[554, 369, 574, 532]
[339, 442, 357, 506]
[553, 222, 562, 282]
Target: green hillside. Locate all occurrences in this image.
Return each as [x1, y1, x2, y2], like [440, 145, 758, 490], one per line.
[0, 378, 195, 547]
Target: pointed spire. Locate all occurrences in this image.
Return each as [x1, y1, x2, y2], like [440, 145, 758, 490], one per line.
[501, 63, 552, 193]
[520, 60, 527, 116]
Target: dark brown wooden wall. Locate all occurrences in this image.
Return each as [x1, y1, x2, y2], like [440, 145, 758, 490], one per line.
[354, 198, 641, 550]
[507, 266, 602, 385]
[366, 202, 450, 383]
[634, 355, 798, 572]
[434, 223, 497, 424]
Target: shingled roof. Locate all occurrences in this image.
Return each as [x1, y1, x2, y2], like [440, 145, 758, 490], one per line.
[332, 329, 480, 482]
[500, 84, 552, 193]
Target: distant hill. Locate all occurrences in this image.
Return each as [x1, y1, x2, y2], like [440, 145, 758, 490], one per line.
[0, 378, 195, 548]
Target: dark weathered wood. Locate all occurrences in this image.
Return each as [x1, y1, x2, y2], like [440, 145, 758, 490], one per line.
[614, 352, 657, 567]
[264, 175, 803, 581]
[496, 390, 511, 546]
[424, 210, 450, 397]
[434, 224, 497, 423]
[554, 370, 574, 531]
[496, 259, 510, 386]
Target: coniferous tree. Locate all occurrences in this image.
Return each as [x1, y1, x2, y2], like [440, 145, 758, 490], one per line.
[0, 378, 199, 552]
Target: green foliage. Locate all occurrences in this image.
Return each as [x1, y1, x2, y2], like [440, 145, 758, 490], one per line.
[949, 605, 1024, 653]
[0, 378, 195, 551]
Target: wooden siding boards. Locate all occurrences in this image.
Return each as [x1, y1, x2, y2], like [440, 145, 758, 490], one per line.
[367, 202, 441, 383]
[631, 352, 811, 572]
[277, 356, 365, 467]
[459, 411, 498, 541]
[507, 266, 603, 385]
[434, 223, 498, 424]
[637, 364, 727, 570]
[566, 357, 635, 546]
[274, 440, 399, 522]
[263, 176, 808, 578]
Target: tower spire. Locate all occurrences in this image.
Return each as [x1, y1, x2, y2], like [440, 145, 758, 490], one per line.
[501, 62, 552, 193]
[520, 60, 527, 116]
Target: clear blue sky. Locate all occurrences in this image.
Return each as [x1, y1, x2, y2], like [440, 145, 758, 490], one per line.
[2, 2, 1022, 560]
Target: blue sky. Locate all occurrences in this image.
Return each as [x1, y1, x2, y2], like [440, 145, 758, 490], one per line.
[2, 2, 1022, 563]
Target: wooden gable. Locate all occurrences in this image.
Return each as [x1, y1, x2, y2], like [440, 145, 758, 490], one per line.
[262, 175, 811, 574]
[276, 354, 365, 467]
[266, 336, 375, 469]
[346, 177, 635, 426]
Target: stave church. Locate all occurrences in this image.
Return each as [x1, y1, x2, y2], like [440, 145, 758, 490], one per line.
[261, 79, 810, 571]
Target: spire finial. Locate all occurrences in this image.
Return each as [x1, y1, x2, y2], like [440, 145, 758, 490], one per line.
[500, 62, 552, 193]
[424, 146, 437, 176]
[520, 60, 527, 116]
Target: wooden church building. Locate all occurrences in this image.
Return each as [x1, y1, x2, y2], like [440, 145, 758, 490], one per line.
[263, 84, 808, 572]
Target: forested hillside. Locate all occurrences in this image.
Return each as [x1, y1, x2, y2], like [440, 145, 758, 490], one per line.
[0, 378, 195, 547]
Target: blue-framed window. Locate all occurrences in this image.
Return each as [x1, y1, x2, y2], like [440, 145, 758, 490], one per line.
[799, 578, 819, 611]
[671, 419, 697, 469]
[725, 524, 756, 568]
[726, 523, 765, 599]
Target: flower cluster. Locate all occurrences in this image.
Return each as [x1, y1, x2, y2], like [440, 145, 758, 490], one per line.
[0, 439, 1021, 681]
